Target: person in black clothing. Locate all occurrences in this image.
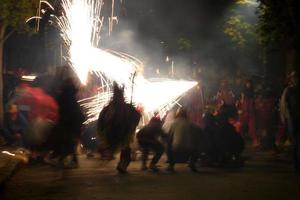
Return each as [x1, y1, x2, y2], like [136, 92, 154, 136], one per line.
[54, 77, 85, 168]
[97, 82, 141, 174]
[136, 114, 165, 172]
[216, 105, 244, 165]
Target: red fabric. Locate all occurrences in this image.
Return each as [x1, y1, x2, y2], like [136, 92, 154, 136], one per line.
[15, 85, 59, 123]
[255, 98, 276, 129]
[238, 97, 257, 142]
[216, 90, 235, 106]
[188, 87, 204, 127]
[29, 88, 59, 122]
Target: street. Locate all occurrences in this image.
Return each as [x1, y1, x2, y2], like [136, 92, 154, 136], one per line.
[1, 150, 300, 200]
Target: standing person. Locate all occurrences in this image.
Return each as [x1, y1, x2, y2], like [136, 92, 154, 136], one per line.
[238, 80, 258, 147]
[186, 83, 205, 127]
[232, 77, 243, 102]
[1, 104, 28, 146]
[215, 80, 235, 107]
[98, 82, 141, 174]
[167, 108, 201, 172]
[55, 77, 85, 168]
[216, 105, 245, 165]
[136, 114, 165, 172]
[281, 71, 300, 172]
[255, 87, 278, 151]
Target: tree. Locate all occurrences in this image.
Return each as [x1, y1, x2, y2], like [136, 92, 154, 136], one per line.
[0, 0, 39, 126]
[257, 0, 300, 74]
[223, 0, 261, 73]
[177, 36, 192, 52]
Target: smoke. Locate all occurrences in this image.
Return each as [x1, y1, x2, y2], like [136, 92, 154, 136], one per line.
[98, 0, 239, 79]
[102, 0, 262, 78]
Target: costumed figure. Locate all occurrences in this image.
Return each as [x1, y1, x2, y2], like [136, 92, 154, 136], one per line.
[237, 80, 258, 147]
[97, 82, 141, 173]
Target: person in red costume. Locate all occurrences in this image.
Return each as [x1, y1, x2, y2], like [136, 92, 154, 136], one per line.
[238, 80, 258, 147]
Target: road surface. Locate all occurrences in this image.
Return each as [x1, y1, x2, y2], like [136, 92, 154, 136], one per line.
[1, 150, 300, 200]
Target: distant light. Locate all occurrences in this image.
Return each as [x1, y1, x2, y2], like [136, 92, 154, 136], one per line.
[21, 75, 37, 81]
[41, 9, 46, 14]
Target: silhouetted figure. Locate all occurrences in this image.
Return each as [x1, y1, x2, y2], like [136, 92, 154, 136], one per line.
[238, 80, 258, 147]
[54, 77, 84, 168]
[281, 71, 300, 172]
[216, 105, 244, 165]
[137, 114, 165, 172]
[98, 82, 141, 173]
[202, 112, 219, 164]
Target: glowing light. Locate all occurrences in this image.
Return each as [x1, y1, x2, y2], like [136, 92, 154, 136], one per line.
[2, 151, 16, 157]
[237, 0, 259, 6]
[40, 0, 55, 11]
[26, 1, 55, 30]
[21, 75, 37, 81]
[57, 0, 104, 84]
[26, 16, 42, 23]
[57, 0, 198, 124]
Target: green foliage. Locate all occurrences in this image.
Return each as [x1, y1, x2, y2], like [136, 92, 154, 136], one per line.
[0, 0, 39, 32]
[223, 0, 258, 49]
[257, 0, 299, 48]
[224, 15, 256, 48]
[177, 37, 192, 51]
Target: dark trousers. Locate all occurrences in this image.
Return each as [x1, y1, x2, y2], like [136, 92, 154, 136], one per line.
[51, 127, 79, 163]
[167, 147, 198, 168]
[0, 128, 14, 145]
[117, 147, 131, 172]
[140, 141, 164, 166]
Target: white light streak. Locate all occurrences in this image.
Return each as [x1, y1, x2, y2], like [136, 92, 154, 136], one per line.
[40, 0, 55, 10]
[21, 75, 37, 81]
[2, 151, 16, 157]
[26, 16, 42, 23]
[57, 0, 198, 124]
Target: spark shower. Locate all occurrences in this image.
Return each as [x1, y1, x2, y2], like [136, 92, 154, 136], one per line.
[37, 0, 198, 123]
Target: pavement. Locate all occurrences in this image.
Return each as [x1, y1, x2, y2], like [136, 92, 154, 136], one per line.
[0, 147, 28, 188]
[1, 147, 300, 200]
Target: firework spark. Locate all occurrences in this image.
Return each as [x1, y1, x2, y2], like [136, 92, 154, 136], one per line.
[56, 0, 198, 124]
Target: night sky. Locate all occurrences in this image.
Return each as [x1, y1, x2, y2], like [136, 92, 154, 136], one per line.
[4, 0, 236, 73]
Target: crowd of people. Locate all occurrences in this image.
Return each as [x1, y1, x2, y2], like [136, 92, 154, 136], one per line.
[0, 67, 299, 173]
[0, 67, 84, 168]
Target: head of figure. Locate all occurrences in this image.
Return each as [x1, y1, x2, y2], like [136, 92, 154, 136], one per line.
[245, 79, 253, 89]
[112, 82, 125, 103]
[235, 77, 242, 86]
[289, 71, 299, 86]
[220, 79, 228, 89]
[8, 104, 18, 120]
[175, 107, 188, 119]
